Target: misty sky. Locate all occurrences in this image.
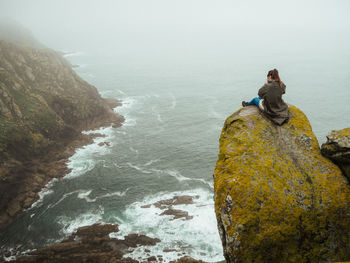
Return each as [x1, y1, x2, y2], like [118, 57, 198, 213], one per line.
[0, 0, 350, 57]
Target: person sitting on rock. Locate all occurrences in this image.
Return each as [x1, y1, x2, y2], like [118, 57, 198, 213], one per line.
[242, 68, 289, 125]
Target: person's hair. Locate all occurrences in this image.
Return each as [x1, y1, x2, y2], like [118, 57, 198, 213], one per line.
[267, 69, 282, 87]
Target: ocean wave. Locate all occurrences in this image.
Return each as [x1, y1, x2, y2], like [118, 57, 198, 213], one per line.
[58, 206, 105, 236]
[77, 188, 130, 203]
[126, 162, 152, 174]
[169, 93, 177, 109]
[129, 147, 139, 155]
[152, 105, 163, 123]
[116, 89, 127, 96]
[26, 178, 58, 210]
[112, 161, 122, 168]
[65, 126, 116, 179]
[62, 51, 85, 57]
[116, 189, 224, 262]
[144, 159, 160, 166]
[150, 168, 213, 187]
[114, 97, 137, 127]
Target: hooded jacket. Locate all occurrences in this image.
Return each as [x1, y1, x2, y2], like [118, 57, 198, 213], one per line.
[258, 80, 289, 125]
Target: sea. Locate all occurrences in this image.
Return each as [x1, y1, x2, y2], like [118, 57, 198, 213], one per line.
[1, 40, 350, 262]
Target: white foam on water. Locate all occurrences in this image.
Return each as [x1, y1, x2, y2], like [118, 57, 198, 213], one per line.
[116, 189, 224, 262]
[77, 190, 93, 200]
[144, 159, 160, 166]
[129, 147, 139, 155]
[150, 168, 213, 188]
[3, 255, 16, 262]
[113, 161, 122, 168]
[47, 190, 84, 210]
[77, 188, 129, 203]
[62, 51, 85, 57]
[65, 126, 115, 179]
[114, 97, 137, 127]
[116, 130, 127, 135]
[57, 206, 104, 236]
[2, 247, 16, 262]
[127, 162, 152, 174]
[26, 178, 58, 210]
[169, 93, 177, 109]
[117, 89, 127, 96]
[1, 247, 36, 262]
[152, 105, 164, 123]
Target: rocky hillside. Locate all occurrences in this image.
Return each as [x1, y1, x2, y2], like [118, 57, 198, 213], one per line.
[214, 105, 350, 262]
[0, 27, 123, 229]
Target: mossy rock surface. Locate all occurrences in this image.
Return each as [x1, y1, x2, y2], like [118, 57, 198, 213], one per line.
[214, 105, 350, 263]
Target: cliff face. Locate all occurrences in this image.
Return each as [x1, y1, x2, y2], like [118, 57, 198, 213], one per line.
[321, 128, 350, 181]
[214, 106, 350, 262]
[0, 33, 123, 229]
[0, 39, 122, 161]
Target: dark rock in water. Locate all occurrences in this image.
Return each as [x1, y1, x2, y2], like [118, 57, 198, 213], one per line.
[160, 207, 193, 220]
[98, 141, 111, 147]
[170, 256, 205, 263]
[141, 195, 198, 209]
[141, 195, 198, 221]
[147, 255, 157, 262]
[70, 223, 119, 240]
[152, 195, 198, 209]
[123, 233, 161, 247]
[214, 105, 350, 262]
[321, 127, 350, 181]
[8, 223, 158, 263]
[5, 223, 195, 262]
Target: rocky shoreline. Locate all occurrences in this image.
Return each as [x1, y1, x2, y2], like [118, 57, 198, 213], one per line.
[2, 223, 205, 263]
[1, 194, 208, 262]
[0, 98, 124, 231]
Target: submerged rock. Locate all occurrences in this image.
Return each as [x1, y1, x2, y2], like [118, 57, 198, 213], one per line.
[321, 127, 350, 181]
[214, 105, 350, 262]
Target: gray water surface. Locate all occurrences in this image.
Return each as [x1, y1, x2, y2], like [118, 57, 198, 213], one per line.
[1, 48, 350, 262]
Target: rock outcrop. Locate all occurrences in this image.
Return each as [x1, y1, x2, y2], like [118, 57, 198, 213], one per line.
[7, 223, 159, 263]
[0, 23, 124, 230]
[4, 223, 205, 263]
[214, 105, 350, 262]
[321, 128, 350, 181]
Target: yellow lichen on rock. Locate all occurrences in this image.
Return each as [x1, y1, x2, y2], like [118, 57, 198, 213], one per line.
[214, 105, 350, 262]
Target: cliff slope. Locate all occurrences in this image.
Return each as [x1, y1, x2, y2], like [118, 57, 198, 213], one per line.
[321, 127, 350, 181]
[0, 31, 123, 229]
[214, 105, 350, 262]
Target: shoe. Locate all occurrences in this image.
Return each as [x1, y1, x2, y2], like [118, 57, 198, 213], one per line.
[242, 101, 247, 107]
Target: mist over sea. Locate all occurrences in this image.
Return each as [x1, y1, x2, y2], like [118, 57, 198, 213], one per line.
[1, 0, 350, 261]
[1, 42, 350, 261]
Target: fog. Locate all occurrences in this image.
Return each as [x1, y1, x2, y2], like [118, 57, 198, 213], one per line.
[1, 0, 350, 59]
